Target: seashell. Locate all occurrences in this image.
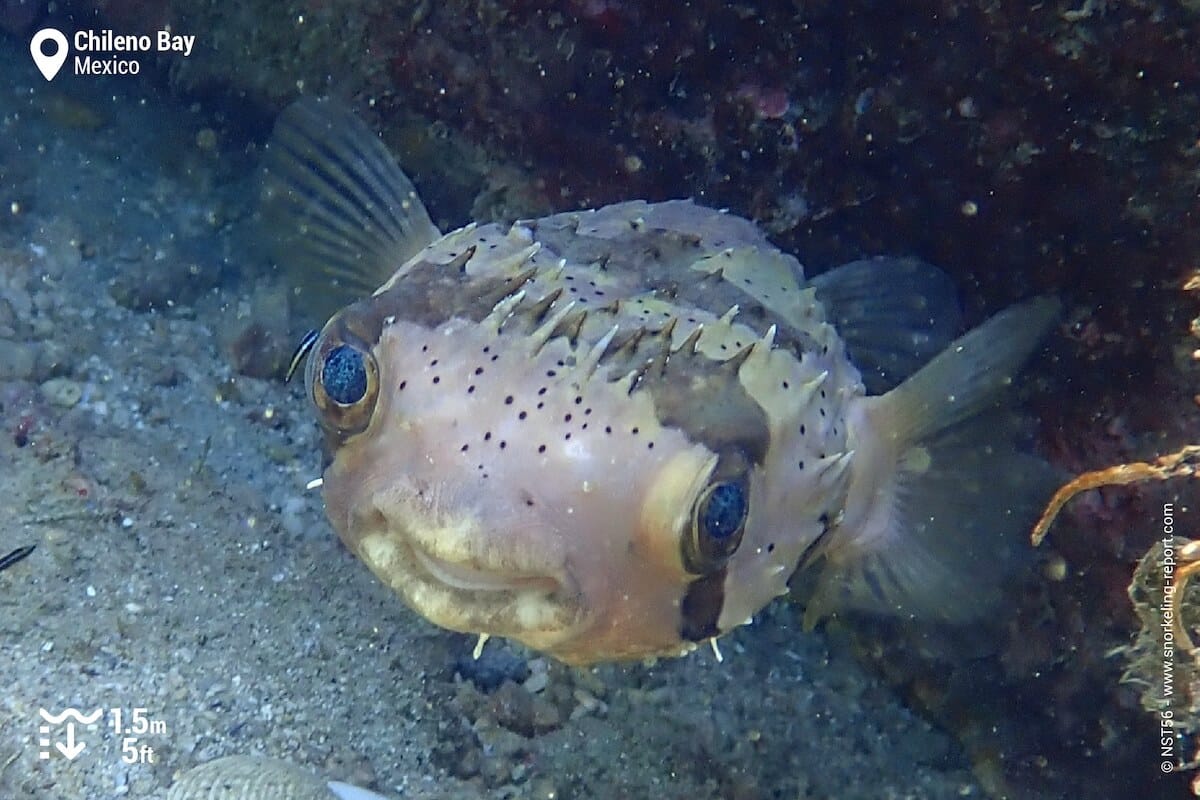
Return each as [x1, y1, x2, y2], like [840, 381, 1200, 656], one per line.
[167, 755, 393, 800]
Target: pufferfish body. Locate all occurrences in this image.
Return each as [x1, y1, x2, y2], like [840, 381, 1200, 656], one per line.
[264, 99, 1057, 666]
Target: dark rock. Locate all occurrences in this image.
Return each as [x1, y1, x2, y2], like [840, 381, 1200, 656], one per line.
[453, 643, 530, 691]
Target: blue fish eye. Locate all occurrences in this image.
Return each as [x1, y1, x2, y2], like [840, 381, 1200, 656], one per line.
[322, 344, 368, 405]
[700, 481, 747, 541]
[684, 478, 749, 574]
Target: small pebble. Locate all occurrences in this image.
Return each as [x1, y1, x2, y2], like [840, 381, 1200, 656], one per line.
[455, 644, 529, 691]
[530, 696, 562, 733]
[0, 339, 37, 380]
[527, 778, 559, 799]
[41, 376, 82, 407]
[489, 680, 537, 737]
[34, 340, 71, 380]
[523, 670, 548, 694]
[195, 127, 218, 151]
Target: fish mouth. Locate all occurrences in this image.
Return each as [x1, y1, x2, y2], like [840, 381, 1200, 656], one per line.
[410, 544, 561, 594]
[392, 533, 597, 654]
[339, 490, 591, 650]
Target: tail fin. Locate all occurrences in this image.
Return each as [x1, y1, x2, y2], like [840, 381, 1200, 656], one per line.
[259, 97, 441, 322]
[804, 297, 1060, 627]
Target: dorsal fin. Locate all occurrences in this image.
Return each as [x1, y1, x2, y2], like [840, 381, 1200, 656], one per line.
[810, 257, 961, 393]
[260, 97, 442, 322]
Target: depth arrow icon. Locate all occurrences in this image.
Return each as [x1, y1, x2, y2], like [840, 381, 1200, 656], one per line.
[55, 723, 85, 760]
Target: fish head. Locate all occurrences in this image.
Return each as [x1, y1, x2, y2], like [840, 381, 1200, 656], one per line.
[305, 290, 781, 665]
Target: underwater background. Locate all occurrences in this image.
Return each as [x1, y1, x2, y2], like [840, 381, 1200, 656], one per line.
[0, 1, 1196, 797]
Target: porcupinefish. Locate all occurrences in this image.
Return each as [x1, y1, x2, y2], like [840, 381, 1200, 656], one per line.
[264, 98, 1057, 666]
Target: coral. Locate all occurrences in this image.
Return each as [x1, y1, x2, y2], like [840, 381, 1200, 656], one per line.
[1122, 539, 1200, 769]
[1031, 444, 1200, 775]
[1032, 445, 1200, 548]
[1024, 268, 1200, 786]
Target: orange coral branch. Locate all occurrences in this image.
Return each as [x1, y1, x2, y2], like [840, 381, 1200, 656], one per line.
[1031, 445, 1200, 546]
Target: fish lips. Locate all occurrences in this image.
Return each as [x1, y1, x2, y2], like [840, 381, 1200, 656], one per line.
[334, 482, 593, 648]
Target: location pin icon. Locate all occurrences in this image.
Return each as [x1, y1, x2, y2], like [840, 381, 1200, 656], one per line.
[30, 28, 69, 81]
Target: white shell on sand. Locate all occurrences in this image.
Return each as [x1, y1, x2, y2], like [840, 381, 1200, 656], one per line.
[167, 755, 392, 800]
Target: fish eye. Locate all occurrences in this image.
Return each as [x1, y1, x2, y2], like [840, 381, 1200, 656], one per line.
[312, 341, 379, 434]
[322, 344, 368, 404]
[683, 479, 748, 574]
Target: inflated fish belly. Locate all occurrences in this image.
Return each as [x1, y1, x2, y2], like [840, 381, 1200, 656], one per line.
[265, 99, 1057, 665]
